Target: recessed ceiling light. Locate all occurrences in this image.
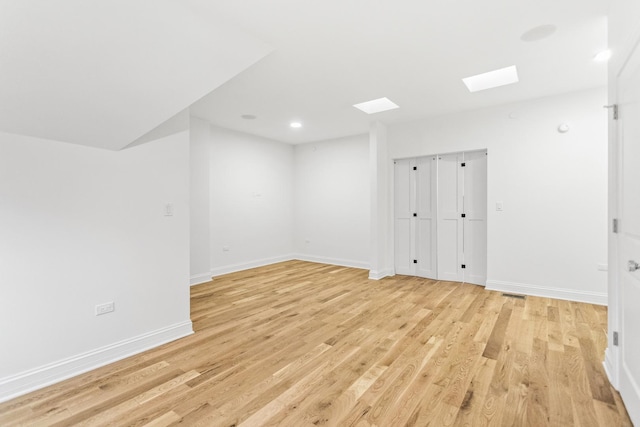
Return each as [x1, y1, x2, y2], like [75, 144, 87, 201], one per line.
[593, 49, 611, 62]
[520, 24, 557, 42]
[290, 122, 302, 128]
[353, 97, 399, 114]
[241, 114, 257, 120]
[462, 66, 519, 93]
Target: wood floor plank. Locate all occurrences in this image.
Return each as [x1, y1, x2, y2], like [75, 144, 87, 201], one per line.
[548, 349, 575, 427]
[482, 302, 512, 360]
[0, 261, 631, 426]
[451, 356, 497, 426]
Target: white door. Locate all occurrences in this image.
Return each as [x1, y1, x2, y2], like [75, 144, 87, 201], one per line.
[394, 157, 437, 278]
[463, 151, 488, 285]
[394, 159, 415, 275]
[416, 156, 437, 278]
[616, 34, 640, 426]
[437, 153, 464, 281]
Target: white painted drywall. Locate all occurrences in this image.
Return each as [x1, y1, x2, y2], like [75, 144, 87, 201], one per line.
[0, 1, 272, 150]
[387, 87, 608, 303]
[293, 134, 370, 269]
[190, 117, 211, 284]
[370, 122, 393, 280]
[0, 129, 192, 401]
[208, 126, 294, 276]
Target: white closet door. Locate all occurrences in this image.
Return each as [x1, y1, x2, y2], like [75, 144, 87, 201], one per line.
[437, 153, 464, 281]
[394, 159, 415, 275]
[463, 151, 487, 285]
[416, 156, 437, 278]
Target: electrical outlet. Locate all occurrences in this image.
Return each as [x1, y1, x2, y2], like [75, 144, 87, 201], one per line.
[95, 302, 115, 316]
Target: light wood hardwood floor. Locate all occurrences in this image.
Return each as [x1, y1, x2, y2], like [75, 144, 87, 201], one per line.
[0, 261, 632, 426]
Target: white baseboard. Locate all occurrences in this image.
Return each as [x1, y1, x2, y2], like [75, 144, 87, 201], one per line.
[368, 269, 394, 280]
[0, 321, 193, 403]
[293, 254, 369, 270]
[210, 254, 295, 278]
[190, 272, 212, 286]
[208, 253, 377, 278]
[485, 280, 608, 306]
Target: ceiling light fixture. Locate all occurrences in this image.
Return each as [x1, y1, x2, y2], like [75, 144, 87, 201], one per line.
[462, 65, 519, 93]
[353, 97, 399, 114]
[593, 49, 611, 62]
[290, 122, 302, 128]
[520, 24, 557, 42]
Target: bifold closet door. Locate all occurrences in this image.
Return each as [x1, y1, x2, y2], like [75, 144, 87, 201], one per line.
[415, 156, 437, 278]
[463, 151, 487, 285]
[394, 157, 437, 278]
[394, 159, 414, 275]
[395, 151, 486, 285]
[437, 153, 464, 281]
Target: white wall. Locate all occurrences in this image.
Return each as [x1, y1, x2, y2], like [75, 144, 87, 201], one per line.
[190, 117, 211, 284]
[293, 134, 370, 269]
[370, 122, 393, 279]
[387, 87, 608, 304]
[208, 125, 295, 276]
[0, 130, 192, 401]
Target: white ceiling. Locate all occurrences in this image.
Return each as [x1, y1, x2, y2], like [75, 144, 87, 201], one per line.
[0, 1, 608, 149]
[0, 1, 271, 150]
[191, 0, 609, 144]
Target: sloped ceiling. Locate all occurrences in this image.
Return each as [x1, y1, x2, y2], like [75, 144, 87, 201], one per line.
[0, 1, 609, 148]
[0, 1, 272, 150]
[190, 0, 609, 144]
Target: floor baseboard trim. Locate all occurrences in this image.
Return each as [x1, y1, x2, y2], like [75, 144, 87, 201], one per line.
[0, 321, 193, 403]
[293, 254, 369, 271]
[485, 280, 607, 306]
[210, 254, 295, 278]
[369, 269, 394, 280]
[190, 272, 212, 286]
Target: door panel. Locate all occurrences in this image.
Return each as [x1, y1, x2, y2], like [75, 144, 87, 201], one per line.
[416, 156, 437, 278]
[394, 159, 415, 275]
[463, 151, 488, 285]
[437, 153, 463, 281]
[618, 36, 640, 425]
[438, 219, 460, 280]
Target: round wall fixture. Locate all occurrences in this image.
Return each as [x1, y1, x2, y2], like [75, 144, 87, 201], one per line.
[521, 24, 557, 42]
[558, 123, 570, 133]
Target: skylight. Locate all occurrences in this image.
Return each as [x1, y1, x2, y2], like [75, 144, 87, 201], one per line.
[353, 97, 399, 114]
[462, 66, 519, 93]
